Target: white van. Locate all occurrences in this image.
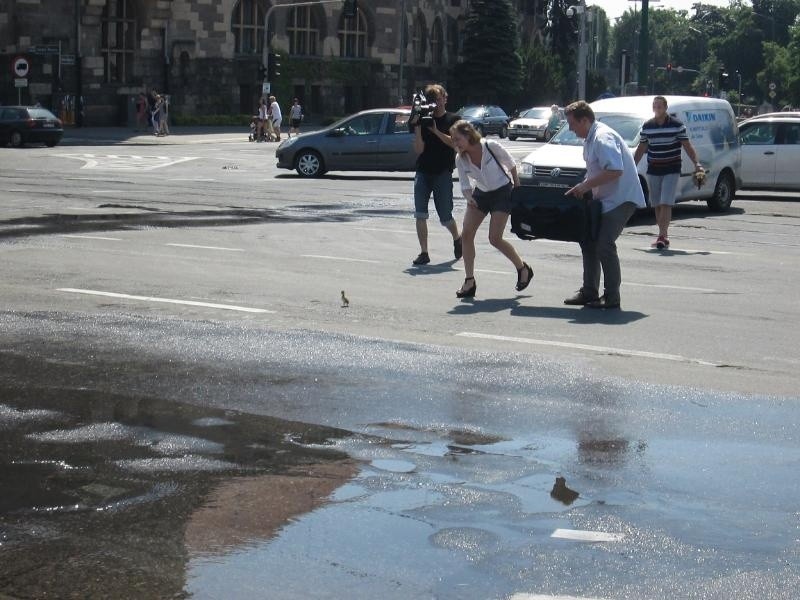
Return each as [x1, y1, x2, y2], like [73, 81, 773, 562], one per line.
[517, 95, 741, 211]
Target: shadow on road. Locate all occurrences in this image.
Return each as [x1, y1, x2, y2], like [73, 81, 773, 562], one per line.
[449, 297, 647, 324]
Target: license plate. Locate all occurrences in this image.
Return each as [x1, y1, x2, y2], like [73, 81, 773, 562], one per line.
[43, 123, 55, 128]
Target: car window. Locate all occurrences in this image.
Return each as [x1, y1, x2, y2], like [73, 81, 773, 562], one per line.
[740, 122, 776, 145]
[548, 114, 644, 147]
[343, 114, 382, 135]
[28, 108, 57, 119]
[782, 123, 800, 145]
[522, 108, 550, 119]
[459, 107, 483, 118]
[392, 113, 411, 134]
[0, 108, 23, 120]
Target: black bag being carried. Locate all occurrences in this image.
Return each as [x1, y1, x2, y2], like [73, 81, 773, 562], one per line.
[510, 185, 601, 243]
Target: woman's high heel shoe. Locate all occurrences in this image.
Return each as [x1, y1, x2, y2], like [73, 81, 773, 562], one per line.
[515, 262, 533, 292]
[456, 277, 477, 298]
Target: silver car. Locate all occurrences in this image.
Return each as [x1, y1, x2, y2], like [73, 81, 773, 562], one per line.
[275, 108, 416, 177]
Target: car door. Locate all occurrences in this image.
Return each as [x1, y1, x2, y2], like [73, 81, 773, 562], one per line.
[0, 108, 15, 143]
[377, 112, 416, 171]
[326, 112, 384, 170]
[739, 121, 778, 187]
[774, 121, 800, 190]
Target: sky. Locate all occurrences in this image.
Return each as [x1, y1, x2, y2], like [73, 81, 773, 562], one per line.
[589, 0, 734, 22]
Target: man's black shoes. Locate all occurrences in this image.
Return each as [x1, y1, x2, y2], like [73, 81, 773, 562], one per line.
[412, 252, 430, 265]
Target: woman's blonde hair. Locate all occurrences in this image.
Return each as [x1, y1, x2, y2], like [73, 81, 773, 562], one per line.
[449, 119, 481, 152]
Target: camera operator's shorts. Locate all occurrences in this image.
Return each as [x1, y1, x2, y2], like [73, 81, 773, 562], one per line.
[472, 182, 514, 214]
[414, 170, 455, 225]
[647, 173, 679, 206]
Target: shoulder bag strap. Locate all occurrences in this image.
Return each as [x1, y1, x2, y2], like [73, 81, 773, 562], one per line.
[485, 141, 513, 185]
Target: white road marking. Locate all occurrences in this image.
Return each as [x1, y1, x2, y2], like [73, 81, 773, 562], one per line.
[57, 288, 273, 313]
[452, 266, 510, 275]
[61, 234, 122, 241]
[166, 243, 244, 252]
[551, 528, 624, 543]
[58, 154, 199, 171]
[510, 594, 610, 600]
[457, 332, 720, 366]
[301, 254, 381, 264]
[169, 178, 216, 182]
[625, 281, 716, 293]
[352, 226, 416, 235]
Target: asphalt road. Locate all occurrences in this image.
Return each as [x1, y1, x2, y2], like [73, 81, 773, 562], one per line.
[1, 130, 799, 599]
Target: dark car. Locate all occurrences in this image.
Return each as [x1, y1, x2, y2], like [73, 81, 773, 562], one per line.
[0, 106, 63, 148]
[456, 105, 510, 138]
[276, 108, 416, 177]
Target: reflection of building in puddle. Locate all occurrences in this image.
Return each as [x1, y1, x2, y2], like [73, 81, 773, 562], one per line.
[184, 462, 358, 558]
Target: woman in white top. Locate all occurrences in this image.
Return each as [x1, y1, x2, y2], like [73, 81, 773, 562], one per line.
[450, 120, 532, 298]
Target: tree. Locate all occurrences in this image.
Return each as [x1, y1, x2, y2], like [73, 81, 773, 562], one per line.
[454, 0, 522, 108]
[517, 37, 567, 106]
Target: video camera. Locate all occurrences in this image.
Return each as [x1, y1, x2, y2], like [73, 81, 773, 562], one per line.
[410, 90, 437, 127]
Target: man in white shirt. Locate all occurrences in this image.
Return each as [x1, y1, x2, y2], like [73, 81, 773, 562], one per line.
[564, 101, 646, 309]
[269, 95, 282, 141]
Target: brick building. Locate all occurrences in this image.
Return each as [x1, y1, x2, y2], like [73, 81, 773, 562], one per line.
[0, 0, 544, 125]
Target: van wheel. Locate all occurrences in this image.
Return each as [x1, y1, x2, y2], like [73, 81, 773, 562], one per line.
[707, 171, 734, 212]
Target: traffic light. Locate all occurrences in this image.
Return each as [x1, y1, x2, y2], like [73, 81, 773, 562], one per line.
[718, 67, 729, 89]
[268, 52, 281, 80]
[258, 64, 267, 81]
[343, 0, 358, 18]
[666, 62, 672, 72]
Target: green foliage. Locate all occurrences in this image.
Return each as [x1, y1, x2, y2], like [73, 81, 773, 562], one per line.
[454, 0, 522, 108]
[517, 38, 567, 106]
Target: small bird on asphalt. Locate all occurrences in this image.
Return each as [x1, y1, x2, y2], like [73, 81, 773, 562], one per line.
[341, 290, 349, 308]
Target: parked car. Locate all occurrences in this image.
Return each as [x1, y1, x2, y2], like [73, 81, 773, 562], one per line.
[276, 108, 416, 177]
[0, 106, 63, 148]
[508, 106, 564, 141]
[518, 95, 742, 212]
[738, 114, 800, 190]
[456, 105, 510, 138]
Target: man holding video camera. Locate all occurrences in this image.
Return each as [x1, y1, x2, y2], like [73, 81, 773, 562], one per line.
[409, 84, 462, 266]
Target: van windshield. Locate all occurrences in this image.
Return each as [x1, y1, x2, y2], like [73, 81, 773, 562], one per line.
[549, 113, 645, 147]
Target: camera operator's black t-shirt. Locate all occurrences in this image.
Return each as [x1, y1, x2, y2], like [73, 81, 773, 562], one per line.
[416, 111, 459, 174]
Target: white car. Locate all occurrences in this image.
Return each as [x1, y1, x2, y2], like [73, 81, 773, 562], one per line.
[508, 106, 564, 141]
[738, 114, 800, 190]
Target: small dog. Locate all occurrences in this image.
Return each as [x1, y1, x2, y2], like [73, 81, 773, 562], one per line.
[693, 168, 706, 190]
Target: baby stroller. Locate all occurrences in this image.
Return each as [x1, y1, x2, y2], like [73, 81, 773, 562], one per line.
[249, 117, 267, 142]
[248, 116, 277, 142]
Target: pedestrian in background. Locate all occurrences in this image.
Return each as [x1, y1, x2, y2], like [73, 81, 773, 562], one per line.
[158, 95, 170, 137]
[409, 83, 462, 266]
[450, 120, 531, 298]
[288, 98, 303, 138]
[563, 100, 646, 309]
[135, 92, 147, 131]
[633, 95, 703, 249]
[269, 95, 282, 141]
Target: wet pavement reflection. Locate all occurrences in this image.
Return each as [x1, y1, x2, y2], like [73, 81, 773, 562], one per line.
[2, 311, 799, 599]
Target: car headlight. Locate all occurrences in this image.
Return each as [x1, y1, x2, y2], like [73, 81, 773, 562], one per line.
[520, 162, 533, 178]
[277, 137, 298, 150]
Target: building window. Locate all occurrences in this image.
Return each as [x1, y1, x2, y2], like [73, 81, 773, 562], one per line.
[413, 13, 427, 64]
[430, 18, 443, 65]
[447, 17, 459, 62]
[101, 0, 135, 83]
[232, 0, 265, 55]
[288, 7, 320, 56]
[338, 11, 367, 58]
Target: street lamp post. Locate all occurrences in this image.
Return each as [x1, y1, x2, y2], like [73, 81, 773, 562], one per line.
[566, 0, 587, 99]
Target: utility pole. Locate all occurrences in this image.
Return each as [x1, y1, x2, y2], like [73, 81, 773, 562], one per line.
[637, 0, 650, 94]
[398, 0, 406, 104]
